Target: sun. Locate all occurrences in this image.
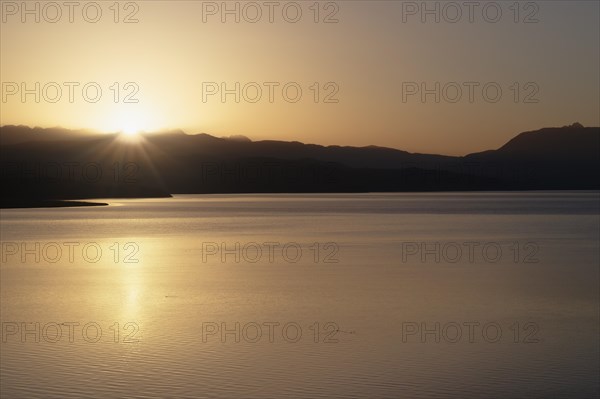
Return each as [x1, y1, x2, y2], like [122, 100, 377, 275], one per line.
[114, 122, 142, 142]
[122, 125, 141, 136]
[101, 104, 166, 139]
[118, 115, 145, 136]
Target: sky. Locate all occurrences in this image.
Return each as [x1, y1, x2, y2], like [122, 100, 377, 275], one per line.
[1, 0, 599, 155]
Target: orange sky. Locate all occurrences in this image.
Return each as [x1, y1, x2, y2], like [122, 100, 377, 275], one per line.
[1, 0, 599, 155]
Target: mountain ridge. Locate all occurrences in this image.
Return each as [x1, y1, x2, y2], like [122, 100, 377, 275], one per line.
[1, 123, 598, 204]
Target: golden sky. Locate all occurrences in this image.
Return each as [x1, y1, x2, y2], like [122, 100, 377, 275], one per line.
[1, 0, 599, 155]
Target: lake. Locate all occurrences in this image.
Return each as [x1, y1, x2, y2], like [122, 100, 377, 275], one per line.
[1, 192, 598, 398]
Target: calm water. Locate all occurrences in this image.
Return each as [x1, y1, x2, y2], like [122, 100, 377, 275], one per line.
[1, 192, 598, 398]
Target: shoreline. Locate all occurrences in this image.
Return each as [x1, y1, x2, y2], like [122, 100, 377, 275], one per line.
[2, 190, 599, 209]
[0, 200, 109, 209]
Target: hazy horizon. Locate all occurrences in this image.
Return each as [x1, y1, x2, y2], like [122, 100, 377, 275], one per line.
[1, 121, 596, 157]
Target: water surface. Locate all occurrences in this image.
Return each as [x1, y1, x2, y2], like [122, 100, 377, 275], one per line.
[1, 192, 598, 398]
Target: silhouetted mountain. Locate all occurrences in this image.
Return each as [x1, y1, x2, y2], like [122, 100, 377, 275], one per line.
[1, 124, 598, 205]
[0, 125, 99, 145]
[464, 124, 599, 189]
[224, 135, 252, 142]
[467, 123, 598, 161]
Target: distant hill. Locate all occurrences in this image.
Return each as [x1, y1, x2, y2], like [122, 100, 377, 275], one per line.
[467, 123, 598, 161]
[0, 125, 98, 145]
[1, 123, 598, 204]
[464, 123, 599, 189]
